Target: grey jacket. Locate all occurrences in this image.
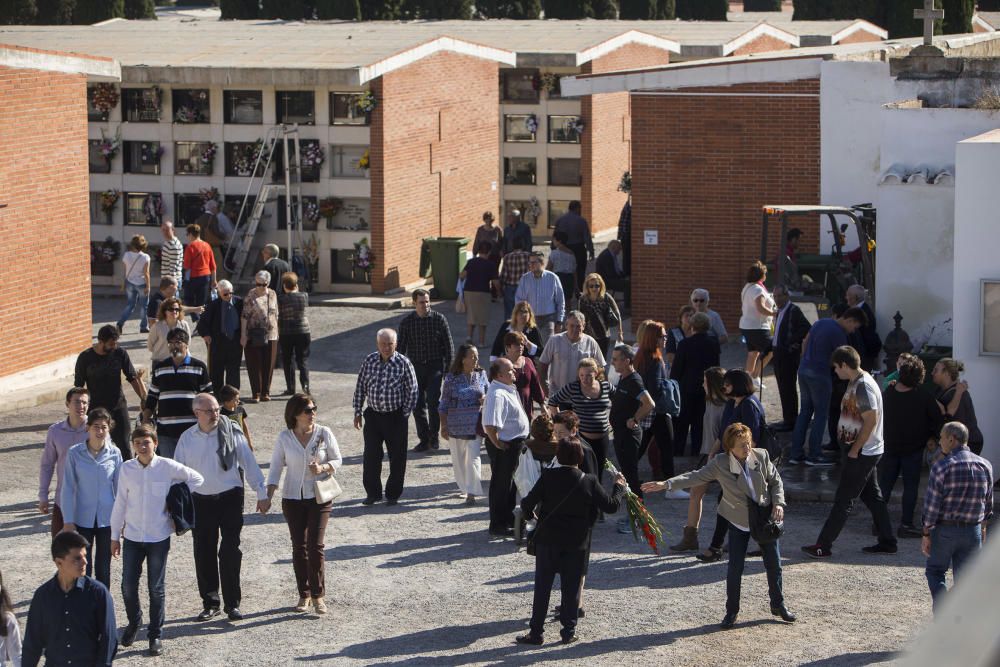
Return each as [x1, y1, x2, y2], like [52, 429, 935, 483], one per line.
[667, 449, 785, 529]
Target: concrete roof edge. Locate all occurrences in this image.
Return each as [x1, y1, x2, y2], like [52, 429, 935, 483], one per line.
[973, 13, 999, 31]
[357, 35, 515, 84]
[830, 20, 889, 43]
[723, 22, 799, 56]
[0, 43, 120, 80]
[575, 29, 681, 66]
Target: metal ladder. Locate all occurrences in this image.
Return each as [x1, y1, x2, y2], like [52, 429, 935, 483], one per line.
[224, 124, 304, 286]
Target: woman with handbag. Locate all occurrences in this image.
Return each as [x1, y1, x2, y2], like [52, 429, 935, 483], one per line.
[241, 270, 279, 402]
[266, 394, 342, 615]
[517, 438, 626, 646]
[635, 322, 683, 491]
[438, 344, 489, 504]
[643, 423, 795, 630]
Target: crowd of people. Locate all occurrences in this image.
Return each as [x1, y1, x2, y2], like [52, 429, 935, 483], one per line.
[2, 209, 995, 663]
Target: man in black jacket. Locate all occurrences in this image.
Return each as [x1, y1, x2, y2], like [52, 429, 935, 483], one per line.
[670, 312, 721, 454]
[517, 438, 626, 646]
[846, 285, 882, 371]
[771, 285, 811, 431]
[197, 279, 244, 395]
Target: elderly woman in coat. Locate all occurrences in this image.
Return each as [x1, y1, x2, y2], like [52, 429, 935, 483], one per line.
[643, 423, 796, 630]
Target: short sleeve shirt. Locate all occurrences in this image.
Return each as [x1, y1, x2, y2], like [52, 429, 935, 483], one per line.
[739, 282, 774, 330]
[122, 251, 150, 286]
[837, 372, 884, 456]
[610, 371, 647, 429]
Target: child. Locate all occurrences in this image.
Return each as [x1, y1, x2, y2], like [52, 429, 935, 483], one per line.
[547, 231, 577, 306]
[219, 385, 254, 451]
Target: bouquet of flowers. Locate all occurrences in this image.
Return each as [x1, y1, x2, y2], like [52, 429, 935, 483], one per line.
[234, 139, 264, 176]
[535, 72, 560, 94]
[527, 196, 542, 220]
[98, 128, 121, 161]
[143, 194, 165, 223]
[198, 187, 219, 203]
[358, 149, 370, 171]
[524, 114, 539, 135]
[91, 83, 119, 114]
[302, 142, 325, 169]
[355, 89, 377, 113]
[94, 236, 122, 263]
[319, 197, 342, 221]
[304, 200, 320, 224]
[605, 461, 666, 554]
[618, 171, 632, 194]
[200, 143, 217, 167]
[354, 238, 372, 270]
[568, 116, 585, 137]
[99, 189, 120, 214]
[174, 106, 200, 123]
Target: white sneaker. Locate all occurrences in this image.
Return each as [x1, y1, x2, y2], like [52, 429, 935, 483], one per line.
[664, 489, 690, 499]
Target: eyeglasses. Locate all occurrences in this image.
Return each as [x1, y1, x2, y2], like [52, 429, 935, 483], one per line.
[166, 307, 181, 312]
[587, 283, 601, 289]
[692, 299, 706, 303]
[195, 407, 221, 414]
[219, 292, 232, 297]
[302, 406, 318, 414]
[255, 283, 268, 288]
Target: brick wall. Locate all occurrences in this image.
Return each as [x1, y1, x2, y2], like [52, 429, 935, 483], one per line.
[629, 79, 820, 330]
[370, 51, 499, 293]
[580, 44, 671, 237]
[0, 65, 93, 380]
[731, 34, 794, 57]
[836, 28, 885, 45]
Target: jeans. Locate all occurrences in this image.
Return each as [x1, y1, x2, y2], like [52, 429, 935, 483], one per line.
[411, 362, 443, 446]
[817, 453, 896, 550]
[878, 449, 924, 527]
[362, 408, 409, 501]
[156, 434, 179, 459]
[925, 524, 982, 609]
[117, 283, 149, 332]
[192, 489, 244, 610]
[726, 526, 784, 615]
[502, 284, 518, 322]
[791, 368, 833, 460]
[122, 537, 170, 639]
[77, 525, 112, 589]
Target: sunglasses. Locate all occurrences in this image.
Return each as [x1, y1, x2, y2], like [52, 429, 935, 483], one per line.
[587, 283, 601, 288]
[255, 283, 268, 288]
[302, 406, 318, 414]
[166, 307, 181, 312]
[693, 299, 706, 303]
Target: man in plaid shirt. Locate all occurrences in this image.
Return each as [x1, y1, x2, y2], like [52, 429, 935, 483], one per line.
[499, 237, 532, 321]
[353, 328, 419, 506]
[922, 421, 994, 610]
[397, 289, 454, 453]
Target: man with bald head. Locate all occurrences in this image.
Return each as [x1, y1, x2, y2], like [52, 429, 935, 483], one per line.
[175, 393, 268, 621]
[353, 328, 419, 506]
[483, 357, 530, 536]
[197, 279, 244, 394]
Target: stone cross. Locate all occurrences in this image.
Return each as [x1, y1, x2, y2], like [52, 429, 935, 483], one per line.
[914, 0, 944, 47]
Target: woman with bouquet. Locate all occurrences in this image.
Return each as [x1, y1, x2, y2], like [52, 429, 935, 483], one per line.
[643, 424, 795, 630]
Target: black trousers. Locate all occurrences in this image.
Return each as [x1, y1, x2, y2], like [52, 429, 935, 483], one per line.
[828, 377, 848, 445]
[772, 350, 800, 426]
[103, 402, 133, 461]
[192, 488, 244, 610]
[567, 243, 588, 297]
[280, 333, 311, 393]
[362, 408, 408, 501]
[640, 414, 675, 478]
[411, 362, 443, 446]
[529, 542, 588, 638]
[486, 437, 521, 532]
[817, 453, 897, 550]
[580, 432, 609, 483]
[77, 524, 112, 589]
[673, 390, 706, 456]
[613, 425, 643, 497]
[209, 339, 243, 394]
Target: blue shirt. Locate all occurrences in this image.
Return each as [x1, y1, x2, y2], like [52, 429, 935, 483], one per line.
[514, 270, 565, 321]
[60, 441, 122, 529]
[438, 369, 489, 438]
[22, 575, 117, 667]
[800, 318, 848, 375]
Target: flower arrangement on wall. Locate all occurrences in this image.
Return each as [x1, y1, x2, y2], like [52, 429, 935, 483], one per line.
[358, 149, 370, 171]
[234, 139, 264, 176]
[353, 237, 373, 280]
[568, 116, 585, 137]
[92, 83, 119, 114]
[198, 187, 220, 204]
[527, 196, 543, 221]
[304, 200, 321, 225]
[200, 143, 217, 168]
[140, 142, 165, 163]
[355, 89, 377, 113]
[533, 72, 560, 95]
[302, 233, 320, 291]
[174, 90, 208, 123]
[99, 190, 120, 220]
[143, 193, 165, 224]
[524, 114, 539, 135]
[98, 128, 121, 163]
[302, 143, 325, 169]
[91, 236, 122, 276]
[618, 171, 631, 194]
[319, 197, 343, 222]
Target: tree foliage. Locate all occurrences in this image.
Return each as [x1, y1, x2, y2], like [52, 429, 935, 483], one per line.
[744, 0, 781, 10]
[940, 0, 972, 34]
[35, 0, 74, 23]
[792, 0, 880, 21]
[0, 0, 37, 23]
[619, 0, 653, 19]
[886, 0, 941, 39]
[219, 0, 257, 19]
[316, 0, 359, 19]
[72, 0, 122, 23]
[676, 0, 726, 19]
[477, 0, 541, 17]
[123, 0, 154, 18]
[361, 0, 403, 18]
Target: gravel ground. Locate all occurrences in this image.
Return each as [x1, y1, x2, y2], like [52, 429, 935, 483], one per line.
[0, 298, 934, 666]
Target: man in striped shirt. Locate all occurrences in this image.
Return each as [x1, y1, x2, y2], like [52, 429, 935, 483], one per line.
[353, 328, 419, 506]
[159, 220, 184, 287]
[922, 421, 994, 610]
[143, 328, 212, 458]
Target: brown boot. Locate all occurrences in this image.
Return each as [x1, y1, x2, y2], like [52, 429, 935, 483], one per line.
[670, 526, 699, 553]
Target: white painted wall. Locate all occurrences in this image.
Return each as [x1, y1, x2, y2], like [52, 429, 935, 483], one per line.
[953, 130, 1000, 474]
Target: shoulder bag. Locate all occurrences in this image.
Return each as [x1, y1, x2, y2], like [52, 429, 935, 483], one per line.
[312, 432, 343, 504]
[526, 471, 584, 556]
[747, 500, 784, 545]
[655, 360, 682, 417]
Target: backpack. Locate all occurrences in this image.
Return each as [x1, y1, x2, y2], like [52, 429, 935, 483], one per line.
[656, 376, 682, 417]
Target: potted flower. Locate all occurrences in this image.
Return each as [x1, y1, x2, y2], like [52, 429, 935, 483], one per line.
[99, 189, 120, 225]
[319, 197, 342, 226]
[302, 234, 320, 292]
[527, 196, 542, 223]
[533, 72, 560, 96]
[568, 116, 585, 138]
[356, 90, 376, 113]
[303, 200, 321, 229]
[91, 236, 122, 276]
[234, 139, 264, 176]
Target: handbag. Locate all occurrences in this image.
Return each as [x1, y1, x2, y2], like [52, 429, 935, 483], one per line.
[747, 501, 784, 545]
[455, 277, 467, 313]
[526, 471, 584, 556]
[313, 474, 343, 504]
[655, 374, 682, 417]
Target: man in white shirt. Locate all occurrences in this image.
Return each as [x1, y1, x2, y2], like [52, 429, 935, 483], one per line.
[515, 253, 566, 347]
[482, 358, 530, 537]
[537, 311, 606, 395]
[175, 393, 269, 622]
[110, 425, 203, 657]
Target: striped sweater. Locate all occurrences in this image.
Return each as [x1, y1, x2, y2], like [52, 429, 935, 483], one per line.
[146, 355, 212, 439]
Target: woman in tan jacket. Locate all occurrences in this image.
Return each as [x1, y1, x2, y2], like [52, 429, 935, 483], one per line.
[643, 423, 795, 630]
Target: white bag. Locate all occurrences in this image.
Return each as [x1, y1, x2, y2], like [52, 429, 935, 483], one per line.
[514, 447, 542, 498]
[455, 277, 467, 313]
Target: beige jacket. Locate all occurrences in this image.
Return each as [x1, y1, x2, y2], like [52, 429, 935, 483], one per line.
[667, 449, 785, 529]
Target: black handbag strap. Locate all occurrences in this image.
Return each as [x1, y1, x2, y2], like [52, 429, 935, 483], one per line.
[533, 470, 585, 532]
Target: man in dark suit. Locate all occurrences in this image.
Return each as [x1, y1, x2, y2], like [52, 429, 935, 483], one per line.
[197, 279, 244, 394]
[595, 240, 628, 306]
[670, 312, 721, 454]
[846, 284, 882, 371]
[261, 243, 291, 291]
[771, 285, 811, 431]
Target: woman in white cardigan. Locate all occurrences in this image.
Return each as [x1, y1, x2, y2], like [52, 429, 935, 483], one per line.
[0, 566, 20, 667]
[267, 393, 342, 616]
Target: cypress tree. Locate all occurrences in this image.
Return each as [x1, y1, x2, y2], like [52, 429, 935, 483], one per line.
[123, 0, 154, 18]
[886, 0, 941, 38]
[480, 0, 541, 17]
[654, 0, 673, 17]
[316, 0, 359, 19]
[261, 0, 306, 18]
[619, 0, 653, 19]
[941, 0, 972, 34]
[361, 0, 403, 19]
[793, 0, 881, 21]
[72, 0, 122, 23]
[542, 0, 586, 18]
[744, 0, 781, 10]
[676, 0, 725, 19]
[35, 0, 74, 23]
[220, 0, 257, 19]
[591, 0, 616, 18]
[0, 0, 37, 22]
[979, 0, 1000, 10]
[414, 0, 474, 18]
